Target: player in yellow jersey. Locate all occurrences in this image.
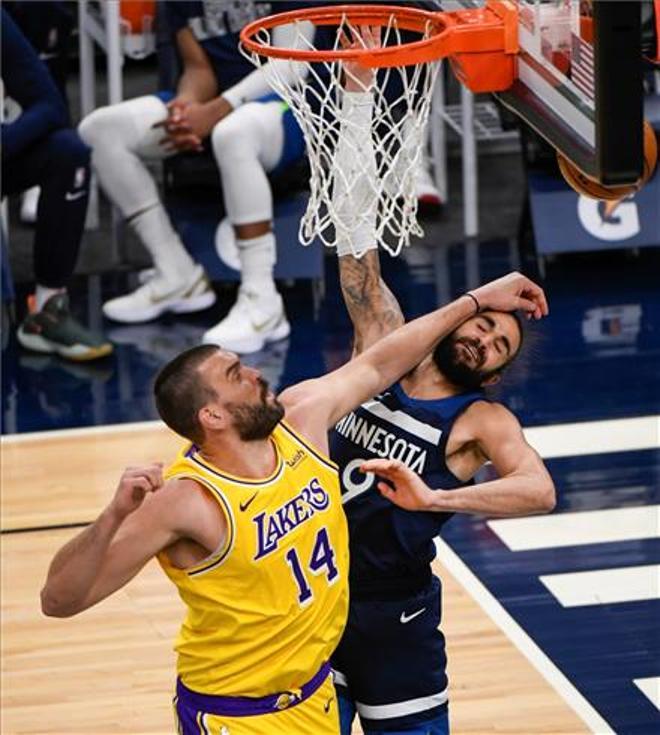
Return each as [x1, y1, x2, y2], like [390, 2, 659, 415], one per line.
[42, 273, 547, 734]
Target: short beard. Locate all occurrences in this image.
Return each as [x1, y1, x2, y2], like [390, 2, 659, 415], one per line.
[432, 335, 497, 391]
[226, 380, 285, 441]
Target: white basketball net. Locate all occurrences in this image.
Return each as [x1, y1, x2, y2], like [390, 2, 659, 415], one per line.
[242, 14, 441, 257]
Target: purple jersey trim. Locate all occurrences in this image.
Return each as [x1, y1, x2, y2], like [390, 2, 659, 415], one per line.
[176, 661, 330, 716]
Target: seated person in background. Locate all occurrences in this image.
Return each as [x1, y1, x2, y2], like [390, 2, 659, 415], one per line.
[79, 1, 313, 353]
[4, 0, 74, 223]
[1, 9, 112, 362]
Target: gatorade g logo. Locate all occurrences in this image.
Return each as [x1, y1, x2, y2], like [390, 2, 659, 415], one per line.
[577, 196, 640, 241]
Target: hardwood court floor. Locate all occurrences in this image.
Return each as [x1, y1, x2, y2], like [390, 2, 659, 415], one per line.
[1, 426, 588, 735]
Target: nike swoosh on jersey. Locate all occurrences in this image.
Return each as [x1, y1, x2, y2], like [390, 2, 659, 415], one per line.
[239, 491, 259, 512]
[399, 607, 426, 624]
[65, 190, 87, 201]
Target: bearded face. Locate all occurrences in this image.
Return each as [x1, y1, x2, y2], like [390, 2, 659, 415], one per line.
[225, 377, 285, 441]
[433, 333, 499, 390]
[432, 311, 523, 390]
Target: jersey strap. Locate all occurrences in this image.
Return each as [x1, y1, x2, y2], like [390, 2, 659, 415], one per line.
[278, 419, 338, 471]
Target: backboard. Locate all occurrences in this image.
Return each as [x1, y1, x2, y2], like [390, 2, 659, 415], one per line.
[445, 0, 644, 185]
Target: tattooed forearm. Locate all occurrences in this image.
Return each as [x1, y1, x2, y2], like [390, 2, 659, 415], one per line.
[339, 251, 405, 354]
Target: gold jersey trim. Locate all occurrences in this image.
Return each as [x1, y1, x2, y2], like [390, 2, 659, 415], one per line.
[279, 420, 338, 472]
[167, 473, 236, 577]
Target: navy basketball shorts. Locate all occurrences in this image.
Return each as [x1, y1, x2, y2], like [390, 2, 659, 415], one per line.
[331, 576, 449, 733]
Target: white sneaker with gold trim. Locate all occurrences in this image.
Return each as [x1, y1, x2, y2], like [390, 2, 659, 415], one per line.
[202, 288, 290, 354]
[103, 264, 216, 323]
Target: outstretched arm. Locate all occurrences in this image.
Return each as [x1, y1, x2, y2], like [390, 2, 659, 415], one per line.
[361, 403, 556, 517]
[282, 271, 549, 451]
[334, 25, 405, 355]
[339, 252, 405, 355]
[280, 29, 548, 450]
[41, 464, 169, 616]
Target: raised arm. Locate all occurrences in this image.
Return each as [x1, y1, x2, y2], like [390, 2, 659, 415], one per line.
[333, 26, 405, 355]
[280, 28, 548, 450]
[339, 251, 405, 355]
[281, 271, 549, 451]
[41, 465, 226, 617]
[361, 402, 556, 517]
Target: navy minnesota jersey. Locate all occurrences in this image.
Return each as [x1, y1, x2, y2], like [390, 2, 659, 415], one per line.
[329, 383, 486, 598]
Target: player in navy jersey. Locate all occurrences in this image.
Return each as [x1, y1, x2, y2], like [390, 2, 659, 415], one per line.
[328, 28, 556, 735]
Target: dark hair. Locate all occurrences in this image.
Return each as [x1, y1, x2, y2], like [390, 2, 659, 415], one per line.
[491, 309, 524, 376]
[154, 345, 220, 444]
[485, 310, 542, 394]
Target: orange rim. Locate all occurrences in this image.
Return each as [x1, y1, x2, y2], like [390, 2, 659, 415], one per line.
[240, 2, 517, 68]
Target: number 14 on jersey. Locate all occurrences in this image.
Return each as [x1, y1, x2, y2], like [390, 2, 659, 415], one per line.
[285, 527, 339, 606]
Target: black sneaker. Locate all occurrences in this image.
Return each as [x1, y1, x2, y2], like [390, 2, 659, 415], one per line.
[17, 292, 113, 361]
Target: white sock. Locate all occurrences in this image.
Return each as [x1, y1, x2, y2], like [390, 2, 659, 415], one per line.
[129, 205, 196, 283]
[236, 232, 277, 297]
[35, 284, 65, 311]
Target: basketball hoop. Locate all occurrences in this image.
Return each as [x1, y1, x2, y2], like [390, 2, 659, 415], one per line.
[240, 2, 518, 257]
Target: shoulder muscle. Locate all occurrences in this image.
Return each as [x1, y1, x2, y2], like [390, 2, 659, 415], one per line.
[162, 477, 227, 551]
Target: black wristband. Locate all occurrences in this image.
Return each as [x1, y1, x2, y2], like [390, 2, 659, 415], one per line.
[463, 292, 481, 314]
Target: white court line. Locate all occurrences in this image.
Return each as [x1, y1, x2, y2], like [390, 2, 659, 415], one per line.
[434, 537, 613, 734]
[634, 677, 660, 711]
[523, 416, 659, 459]
[0, 419, 163, 443]
[540, 565, 660, 607]
[4, 413, 655, 730]
[3, 415, 659, 456]
[488, 506, 660, 551]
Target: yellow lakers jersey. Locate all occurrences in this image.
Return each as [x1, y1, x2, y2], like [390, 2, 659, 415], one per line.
[158, 420, 349, 697]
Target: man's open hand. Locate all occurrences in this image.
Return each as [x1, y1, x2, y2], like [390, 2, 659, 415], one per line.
[360, 458, 436, 511]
